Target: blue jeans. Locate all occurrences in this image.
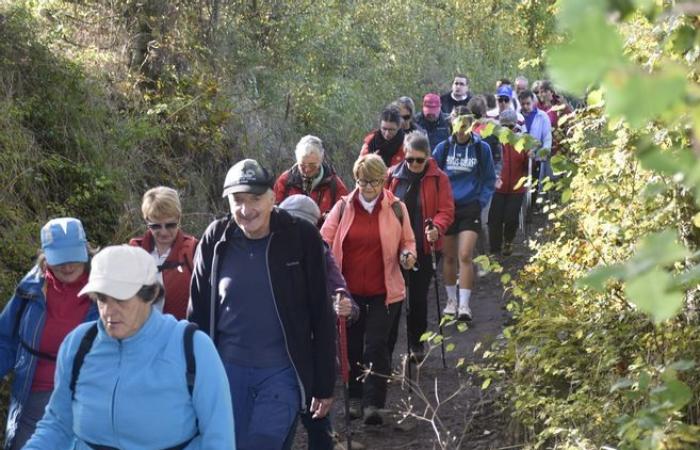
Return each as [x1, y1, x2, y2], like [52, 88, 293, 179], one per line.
[224, 363, 300, 450]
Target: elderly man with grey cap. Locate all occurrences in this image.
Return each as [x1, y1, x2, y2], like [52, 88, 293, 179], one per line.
[188, 159, 336, 450]
[24, 245, 234, 449]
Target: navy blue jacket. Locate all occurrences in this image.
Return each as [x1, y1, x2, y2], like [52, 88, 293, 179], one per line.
[188, 208, 336, 407]
[0, 266, 98, 449]
[415, 112, 451, 151]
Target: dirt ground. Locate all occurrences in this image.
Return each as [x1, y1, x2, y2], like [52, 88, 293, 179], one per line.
[292, 226, 534, 450]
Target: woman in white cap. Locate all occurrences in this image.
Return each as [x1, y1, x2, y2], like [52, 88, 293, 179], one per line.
[24, 245, 234, 449]
[0, 217, 98, 450]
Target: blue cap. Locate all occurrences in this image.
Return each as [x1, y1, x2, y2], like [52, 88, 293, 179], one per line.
[496, 85, 513, 99]
[41, 218, 89, 266]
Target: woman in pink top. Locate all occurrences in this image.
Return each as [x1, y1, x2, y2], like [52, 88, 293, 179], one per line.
[321, 154, 416, 426]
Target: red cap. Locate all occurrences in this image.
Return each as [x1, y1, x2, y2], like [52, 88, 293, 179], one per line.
[422, 93, 441, 116]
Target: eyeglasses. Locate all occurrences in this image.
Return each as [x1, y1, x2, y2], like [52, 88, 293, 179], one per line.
[356, 179, 382, 187]
[401, 114, 412, 120]
[497, 97, 510, 103]
[299, 162, 320, 169]
[405, 157, 426, 164]
[147, 222, 179, 231]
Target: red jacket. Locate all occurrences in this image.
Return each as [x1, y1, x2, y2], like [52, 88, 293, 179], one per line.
[360, 131, 405, 167]
[497, 142, 530, 194]
[129, 230, 198, 320]
[386, 159, 454, 254]
[273, 162, 349, 217]
[544, 96, 573, 155]
[321, 189, 416, 305]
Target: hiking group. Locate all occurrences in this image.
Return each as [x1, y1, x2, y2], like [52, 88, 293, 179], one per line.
[0, 74, 571, 450]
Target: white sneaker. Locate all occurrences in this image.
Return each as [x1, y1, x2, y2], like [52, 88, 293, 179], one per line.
[458, 304, 472, 322]
[443, 298, 457, 315]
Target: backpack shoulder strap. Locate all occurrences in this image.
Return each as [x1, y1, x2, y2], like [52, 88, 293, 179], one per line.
[184, 322, 198, 397]
[330, 176, 338, 204]
[391, 201, 404, 224]
[70, 323, 99, 399]
[439, 137, 452, 170]
[337, 198, 347, 221]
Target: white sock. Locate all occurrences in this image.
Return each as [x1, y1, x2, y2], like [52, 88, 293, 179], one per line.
[459, 289, 472, 308]
[446, 285, 457, 301]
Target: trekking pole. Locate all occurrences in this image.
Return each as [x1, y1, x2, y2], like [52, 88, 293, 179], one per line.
[425, 219, 447, 369]
[336, 293, 352, 450]
[526, 156, 533, 234]
[404, 270, 412, 388]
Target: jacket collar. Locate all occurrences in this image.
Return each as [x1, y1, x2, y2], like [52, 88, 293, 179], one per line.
[16, 265, 46, 300]
[391, 158, 441, 180]
[221, 208, 296, 243]
[288, 162, 335, 187]
[97, 306, 162, 345]
[140, 229, 185, 255]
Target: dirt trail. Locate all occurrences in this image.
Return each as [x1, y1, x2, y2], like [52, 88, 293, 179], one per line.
[293, 230, 533, 450]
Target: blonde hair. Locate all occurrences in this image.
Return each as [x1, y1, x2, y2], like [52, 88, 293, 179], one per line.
[353, 154, 387, 182]
[141, 186, 182, 221]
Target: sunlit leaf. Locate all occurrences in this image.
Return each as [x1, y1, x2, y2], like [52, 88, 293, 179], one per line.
[624, 267, 683, 323]
[604, 68, 686, 128]
[650, 379, 692, 411]
[576, 263, 625, 291]
[548, 12, 625, 93]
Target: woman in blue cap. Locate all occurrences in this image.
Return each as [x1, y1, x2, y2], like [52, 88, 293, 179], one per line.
[0, 217, 98, 450]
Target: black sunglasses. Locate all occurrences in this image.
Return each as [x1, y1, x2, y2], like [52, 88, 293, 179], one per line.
[405, 157, 426, 164]
[401, 114, 412, 120]
[147, 222, 178, 231]
[497, 97, 510, 103]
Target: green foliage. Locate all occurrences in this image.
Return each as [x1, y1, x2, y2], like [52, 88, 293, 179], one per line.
[477, 0, 700, 448]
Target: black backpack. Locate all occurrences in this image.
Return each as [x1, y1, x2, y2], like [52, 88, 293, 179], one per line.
[69, 322, 198, 399]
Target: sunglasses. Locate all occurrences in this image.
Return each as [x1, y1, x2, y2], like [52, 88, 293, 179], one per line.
[356, 179, 382, 187]
[497, 97, 510, 103]
[147, 222, 179, 231]
[405, 157, 426, 164]
[401, 114, 412, 120]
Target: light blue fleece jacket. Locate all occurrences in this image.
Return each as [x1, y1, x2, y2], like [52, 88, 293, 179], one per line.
[24, 310, 235, 449]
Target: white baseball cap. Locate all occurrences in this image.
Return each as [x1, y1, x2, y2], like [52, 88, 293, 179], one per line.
[79, 245, 158, 301]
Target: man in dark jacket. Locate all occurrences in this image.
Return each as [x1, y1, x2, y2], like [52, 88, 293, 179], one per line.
[188, 159, 336, 450]
[440, 74, 472, 115]
[415, 93, 451, 151]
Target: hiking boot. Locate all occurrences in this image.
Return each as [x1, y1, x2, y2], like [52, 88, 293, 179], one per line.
[502, 242, 513, 256]
[410, 343, 426, 363]
[333, 432, 366, 450]
[363, 406, 383, 425]
[349, 398, 362, 420]
[458, 304, 472, 322]
[443, 298, 458, 316]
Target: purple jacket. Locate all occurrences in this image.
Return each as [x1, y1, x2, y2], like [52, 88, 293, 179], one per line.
[324, 244, 360, 323]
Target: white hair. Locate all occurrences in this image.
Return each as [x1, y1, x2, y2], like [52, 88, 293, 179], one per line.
[294, 135, 325, 162]
[515, 76, 528, 86]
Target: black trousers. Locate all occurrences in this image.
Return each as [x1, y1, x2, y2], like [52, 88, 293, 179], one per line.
[347, 294, 401, 408]
[488, 192, 524, 253]
[388, 251, 439, 357]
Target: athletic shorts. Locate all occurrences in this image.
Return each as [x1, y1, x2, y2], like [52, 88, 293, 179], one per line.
[446, 201, 481, 235]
